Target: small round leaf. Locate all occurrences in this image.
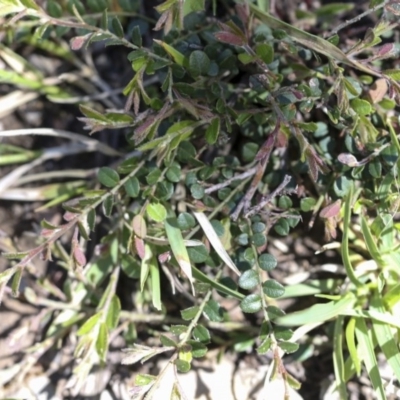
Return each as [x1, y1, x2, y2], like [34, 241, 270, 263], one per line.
[238, 269, 259, 290]
[166, 163, 181, 182]
[259, 254, 277, 271]
[124, 176, 140, 198]
[146, 203, 167, 222]
[240, 294, 262, 313]
[177, 212, 196, 230]
[190, 184, 205, 199]
[300, 197, 316, 212]
[193, 324, 210, 343]
[278, 341, 299, 354]
[263, 280, 285, 298]
[252, 233, 267, 247]
[98, 167, 120, 188]
[274, 219, 290, 236]
[187, 244, 209, 263]
[189, 50, 210, 76]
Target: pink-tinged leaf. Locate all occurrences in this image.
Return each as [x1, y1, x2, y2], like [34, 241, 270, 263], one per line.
[41, 228, 56, 238]
[320, 200, 341, 219]
[158, 251, 171, 264]
[368, 78, 388, 104]
[73, 246, 87, 267]
[236, 4, 249, 26]
[40, 246, 52, 261]
[276, 130, 288, 148]
[338, 153, 359, 167]
[133, 90, 140, 115]
[133, 116, 156, 144]
[135, 237, 146, 260]
[324, 218, 338, 240]
[70, 34, 90, 50]
[132, 214, 147, 238]
[308, 154, 318, 182]
[214, 32, 246, 46]
[256, 123, 279, 160]
[291, 89, 304, 100]
[64, 211, 78, 221]
[377, 43, 395, 57]
[386, 2, 400, 16]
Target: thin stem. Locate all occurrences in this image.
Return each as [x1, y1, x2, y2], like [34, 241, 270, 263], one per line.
[327, 0, 390, 37]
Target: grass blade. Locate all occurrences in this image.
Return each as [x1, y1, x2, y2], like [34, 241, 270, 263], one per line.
[192, 211, 240, 275]
[355, 318, 387, 400]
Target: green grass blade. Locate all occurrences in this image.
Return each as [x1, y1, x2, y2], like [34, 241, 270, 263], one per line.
[150, 255, 162, 311]
[279, 279, 340, 298]
[371, 295, 400, 383]
[191, 265, 244, 300]
[192, 211, 240, 275]
[333, 316, 348, 400]
[355, 318, 387, 400]
[164, 216, 194, 293]
[275, 294, 356, 326]
[342, 187, 363, 288]
[345, 317, 361, 376]
[361, 216, 385, 266]
[246, 2, 381, 77]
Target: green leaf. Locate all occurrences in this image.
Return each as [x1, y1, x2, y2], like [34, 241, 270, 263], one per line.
[350, 98, 373, 116]
[345, 317, 361, 376]
[203, 300, 223, 322]
[262, 280, 285, 298]
[96, 322, 109, 361]
[255, 43, 274, 64]
[278, 341, 299, 354]
[131, 25, 142, 47]
[98, 167, 120, 188]
[160, 335, 177, 347]
[183, 0, 205, 15]
[300, 197, 316, 212]
[334, 175, 352, 198]
[181, 306, 200, 321]
[102, 195, 114, 217]
[242, 142, 259, 162]
[240, 294, 262, 313]
[187, 244, 209, 263]
[188, 50, 210, 76]
[278, 195, 292, 209]
[47, 1, 62, 17]
[205, 118, 220, 145]
[252, 232, 266, 247]
[154, 40, 187, 66]
[175, 359, 191, 373]
[111, 16, 124, 38]
[170, 325, 188, 335]
[190, 184, 205, 199]
[106, 295, 121, 330]
[383, 69, 400, 80]
[274, 219, 290, 236]
[189, 341, 208, 358]
[258, 254, 277, 271]
[193, 325, 210, 343]
[146, 203, 167, 222]
[79, 104, 109, 122]
[177, 212, 196, 230]
[77, 312, 101, 335]
[164, 215, 194, 291]
[124, 176, 140, 198]
[333, 316, 347, 399]
[166, 163, 181, 182]
[238, 269, 259, 290]
[274, 326, 293, 341]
